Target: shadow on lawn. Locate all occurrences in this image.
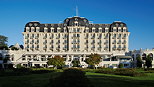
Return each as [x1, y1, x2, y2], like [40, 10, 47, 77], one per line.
[87, 74, 154, 87]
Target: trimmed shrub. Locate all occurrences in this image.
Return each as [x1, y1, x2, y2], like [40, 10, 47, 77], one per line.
[144, 68, 154, 73]
[31, 68, 63, 74]
[114, 68, 145, 77]
[49, 68, 91, 87]
[91, 68, 146, 77]
[144, 68, 154, 71]
[95, 68, 115, 74]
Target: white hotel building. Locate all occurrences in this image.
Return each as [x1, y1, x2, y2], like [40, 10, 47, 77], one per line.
[0, 16, 132, 68]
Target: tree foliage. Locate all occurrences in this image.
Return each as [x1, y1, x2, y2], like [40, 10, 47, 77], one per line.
[136, 55, 142, 68]
[118, 63, 124, 68]
[85, 53, 101, 68]
[47, 55, 64, 69]
[145, 54, 152, 68]
[0, 35, 8, 50]
[72, 59, 80, 67]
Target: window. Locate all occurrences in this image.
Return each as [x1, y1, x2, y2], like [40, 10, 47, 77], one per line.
[31, 27, 35, 32]
[99, 28, 102, 32]
[37, 45, 39, 48]
[73, 34, 76, 37]
[118, 28, 121, 32]
[73, 28, 76, 32]
[77, 34, 80, 37]
[92, 29, 95, 32]
[22, 58, 26, 60]
[26, 27, 30, 32]
[75, 23, 78, 26]
[44, 27, 48, 32]
[77, 28, 80, 32]
[124, 34, 126, 38]
[77, 45, 80, 48]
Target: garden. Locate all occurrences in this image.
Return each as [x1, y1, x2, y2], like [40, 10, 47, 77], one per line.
[0, 68, 154, 87]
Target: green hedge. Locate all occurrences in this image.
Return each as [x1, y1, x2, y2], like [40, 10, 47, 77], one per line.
[91, 68, 145, 77]
[0, 68, 63, 76]
[114, 68, 145, 77]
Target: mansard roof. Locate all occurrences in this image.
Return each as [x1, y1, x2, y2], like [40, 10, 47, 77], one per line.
[24, 16, 128, 32]
[64, 16, 89, 26]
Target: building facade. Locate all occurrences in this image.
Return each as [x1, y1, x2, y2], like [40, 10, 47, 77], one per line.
[21, 16, 130, 68]
[1, 16, 132, 68]
[128, 49, 154, 68]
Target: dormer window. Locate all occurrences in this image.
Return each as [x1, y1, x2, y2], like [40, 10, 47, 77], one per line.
[105, 28, 108, 32]
[123, 27, 127, 32]
[118, 27, 122, 32]
[92, 27, 95, 32]
[44, 27, 48, 32]
[57, 27, 61, 32]
[99, 28, 102, 32]
[36, 27, 40, 32]
[26, 27, 30, 32]
[75, 23, 78, 26]
[75, 18, 78, 21]
[34, 23, 38, 26]
[74, 21, 78, 26]
[31, 27, 35, 32]
[51, 27, 54, 32]
[29, 23, 32, 26]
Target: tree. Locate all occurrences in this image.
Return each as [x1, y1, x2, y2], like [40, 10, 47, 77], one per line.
[136, 55, 142, 68]
[0, 35, 8, 50]
[84, 53, 101, 69]
[118, 63, 124, 68]
[72, 59, 80, 67]
[47, 55, 65, 69]
[145, 54, 152, 68]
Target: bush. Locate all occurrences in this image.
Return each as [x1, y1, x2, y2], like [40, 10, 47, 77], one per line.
[0, 68, 63, 76]
[83, 69, 98, 73]
[144, 68, 154, 71]
[49, 68, 91, 87]
[16, 64, 23, 68]
[95, 68, 115, 74]
[91, 68, 146, 77]
[118, 63, 124, 68]
[144, 68, 154, 73]
[0, 68, 31, 76]
[31, 68, 63, 74]
[115, 68, 145, 77]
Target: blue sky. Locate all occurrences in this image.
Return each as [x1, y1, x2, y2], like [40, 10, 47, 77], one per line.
[0, 0, 154, 50]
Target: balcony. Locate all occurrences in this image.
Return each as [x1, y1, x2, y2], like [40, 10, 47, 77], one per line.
[104, 37, 108, 39]
[122, 41, 126, 44]
[112, 42, 116, 44]
[112, 37, 116, 39]
[104, 42, 108, 44]
[122, 37, 126, 39]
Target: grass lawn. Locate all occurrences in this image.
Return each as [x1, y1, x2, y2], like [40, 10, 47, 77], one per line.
[86, 72, 154, 87]
[0, 72, 56, 87]
[0, 72, 154, 87]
